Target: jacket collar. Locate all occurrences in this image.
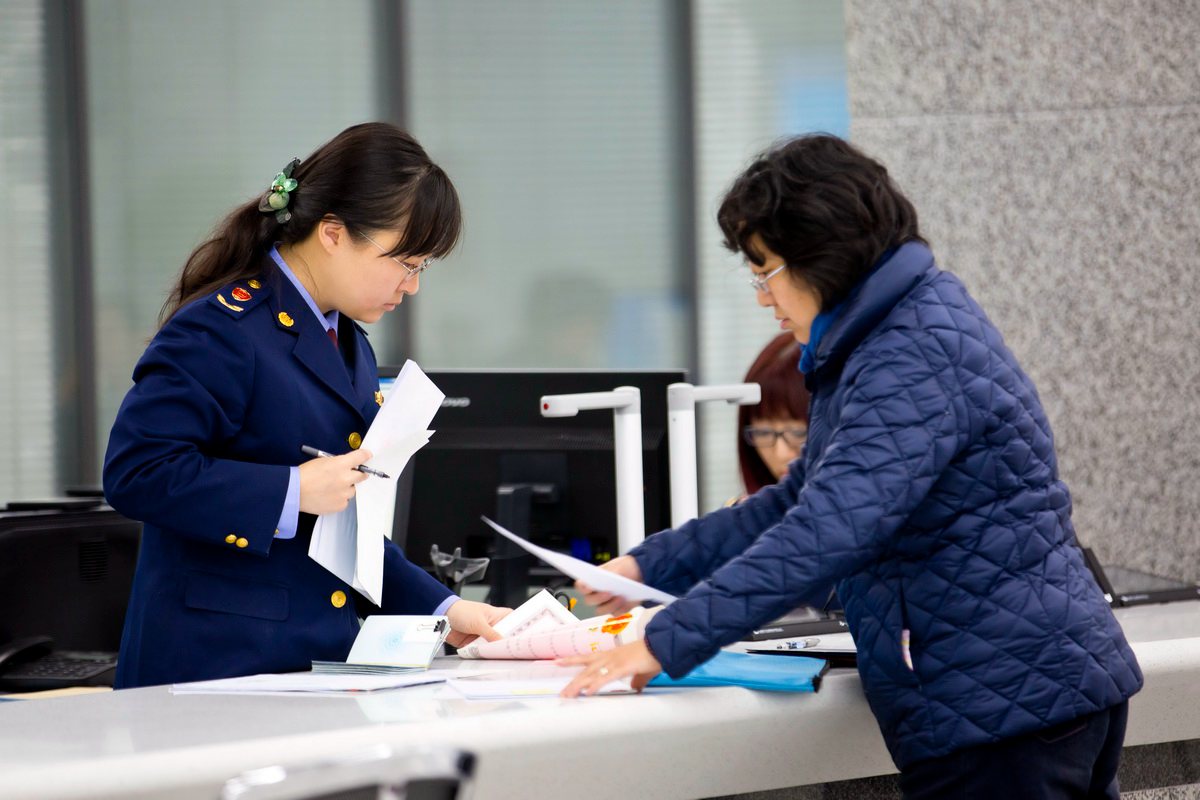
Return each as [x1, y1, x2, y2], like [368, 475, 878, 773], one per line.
[809, 241, 936, 376]
[799, 301, 845, 374]
[268, 244, 340, 336]
[263, 264, 365, 419]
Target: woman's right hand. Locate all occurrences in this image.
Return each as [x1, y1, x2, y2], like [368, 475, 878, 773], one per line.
[577, 555, 644, 615]
[298, 449, 373, 515]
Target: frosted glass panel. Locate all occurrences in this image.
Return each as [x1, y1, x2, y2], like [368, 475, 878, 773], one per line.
[0, 0, 56, 501]
[693, 1, 848, 509]
[403, 0, 687, 371]
[84, 0, 382, 467]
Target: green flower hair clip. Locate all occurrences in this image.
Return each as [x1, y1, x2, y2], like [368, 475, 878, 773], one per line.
[258, 158, 301, 223]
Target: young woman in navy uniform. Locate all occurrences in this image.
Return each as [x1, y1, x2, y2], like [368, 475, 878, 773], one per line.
[104, 123, 510, 688]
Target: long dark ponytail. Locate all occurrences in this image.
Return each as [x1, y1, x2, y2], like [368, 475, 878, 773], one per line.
[160, 122, 462, 325]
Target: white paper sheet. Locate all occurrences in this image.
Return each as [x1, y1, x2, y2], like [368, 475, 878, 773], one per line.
[446, 663, 634, 699]
[480, 517, 677, 606]
[309, 360, 445, 605]
[169, 669, 457, 696]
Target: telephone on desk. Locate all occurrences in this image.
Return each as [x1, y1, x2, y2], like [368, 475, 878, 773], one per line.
[0, 636, 118, 692]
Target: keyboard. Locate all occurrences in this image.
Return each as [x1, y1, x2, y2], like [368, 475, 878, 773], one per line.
[0, 651, 118, 692]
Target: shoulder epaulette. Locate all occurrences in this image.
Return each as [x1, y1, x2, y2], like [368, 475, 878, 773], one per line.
[210, 278, 272, 318]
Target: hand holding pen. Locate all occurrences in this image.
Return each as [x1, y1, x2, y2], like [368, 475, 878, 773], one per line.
[301, 445, 391, 479]
[296, 446, 387, 516]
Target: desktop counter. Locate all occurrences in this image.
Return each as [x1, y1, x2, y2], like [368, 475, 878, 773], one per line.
[0, 604, 1197, 799]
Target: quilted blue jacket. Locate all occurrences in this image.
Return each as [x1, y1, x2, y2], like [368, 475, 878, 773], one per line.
[633, 242, 1142, 768]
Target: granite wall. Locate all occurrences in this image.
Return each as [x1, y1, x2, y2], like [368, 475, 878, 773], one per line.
[845, 0, 1200, 582]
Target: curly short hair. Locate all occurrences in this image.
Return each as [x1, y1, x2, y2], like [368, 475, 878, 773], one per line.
[718, 134, 925, 310]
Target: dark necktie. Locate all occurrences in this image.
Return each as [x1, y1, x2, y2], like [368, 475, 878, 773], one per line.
[327, 326, 351, 383]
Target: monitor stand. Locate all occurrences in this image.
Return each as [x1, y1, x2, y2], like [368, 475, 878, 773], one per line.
[487, 483, 559, 609]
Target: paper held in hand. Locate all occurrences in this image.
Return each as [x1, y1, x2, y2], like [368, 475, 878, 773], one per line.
[308, 360, 445, 605]
[479, 517, 677, 606]
[457, 589, 660, 660]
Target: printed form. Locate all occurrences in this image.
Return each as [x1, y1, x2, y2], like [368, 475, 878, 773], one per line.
[309, 360, 444, 605]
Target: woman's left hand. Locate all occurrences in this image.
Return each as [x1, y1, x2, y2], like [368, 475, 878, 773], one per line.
[444, 599, 511, 647]
[559, 640, 663, 697]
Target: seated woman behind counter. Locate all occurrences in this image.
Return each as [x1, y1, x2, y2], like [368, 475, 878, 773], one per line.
[737, 333, 810, 498]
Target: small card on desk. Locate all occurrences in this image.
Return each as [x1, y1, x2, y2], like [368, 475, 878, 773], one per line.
[312, 615, 450, 674]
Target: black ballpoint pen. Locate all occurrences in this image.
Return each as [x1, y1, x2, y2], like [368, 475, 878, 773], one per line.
[300, 445, 391, 479]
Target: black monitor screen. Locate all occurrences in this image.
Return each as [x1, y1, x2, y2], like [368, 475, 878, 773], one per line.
[381, 368, 684, 588]
[0, 507, 141, 651]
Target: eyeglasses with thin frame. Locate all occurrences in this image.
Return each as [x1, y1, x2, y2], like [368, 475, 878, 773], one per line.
[358, 231, 433, 283]
[748, 263, 788, 294]
[743, 426, 807, 449]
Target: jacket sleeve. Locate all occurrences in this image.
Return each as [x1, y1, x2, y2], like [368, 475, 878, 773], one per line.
[628, 458, 805, 596]
[103, 308, 290, 555]
[645, 343, 964, 677]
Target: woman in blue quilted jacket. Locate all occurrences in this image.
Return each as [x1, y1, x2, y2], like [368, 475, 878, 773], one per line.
[562, 134, 1143, 799]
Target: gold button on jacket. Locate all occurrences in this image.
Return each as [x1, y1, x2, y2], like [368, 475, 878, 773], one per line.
[347, 432, 363, 449]
[330, 590, 347, 608]
[235, 537, 249, 548]
[225, 534, 237, 544]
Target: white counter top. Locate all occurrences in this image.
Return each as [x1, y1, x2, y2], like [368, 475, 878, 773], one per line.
[0, 603, 1196, 800]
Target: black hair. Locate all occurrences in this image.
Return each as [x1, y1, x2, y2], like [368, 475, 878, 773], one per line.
[161, 122, 462, 324]
[717, 134, 925, 310]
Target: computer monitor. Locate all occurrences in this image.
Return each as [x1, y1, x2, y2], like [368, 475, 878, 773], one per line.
[380, 368, 685, 605]
[0, 505, 141, 651]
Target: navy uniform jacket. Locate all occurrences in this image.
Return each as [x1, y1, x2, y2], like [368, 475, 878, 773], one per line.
[103, 264, 452, 688]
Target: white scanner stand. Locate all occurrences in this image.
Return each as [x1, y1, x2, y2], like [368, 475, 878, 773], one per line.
[540, 387, 644, 554]
[667, 382, 761, 526]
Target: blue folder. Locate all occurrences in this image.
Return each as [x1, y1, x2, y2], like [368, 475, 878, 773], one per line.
[648, 650, 828, 693]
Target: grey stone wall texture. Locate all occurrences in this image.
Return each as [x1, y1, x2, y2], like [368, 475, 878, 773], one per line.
[845, 0, 1200, 582]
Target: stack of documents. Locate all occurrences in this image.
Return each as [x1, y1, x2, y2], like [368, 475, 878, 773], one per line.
[310, 663, 419, 676]
[312, 615, 451, 674]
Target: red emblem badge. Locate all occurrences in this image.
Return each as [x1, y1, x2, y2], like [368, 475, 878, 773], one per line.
[231, 287, 252, 301]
